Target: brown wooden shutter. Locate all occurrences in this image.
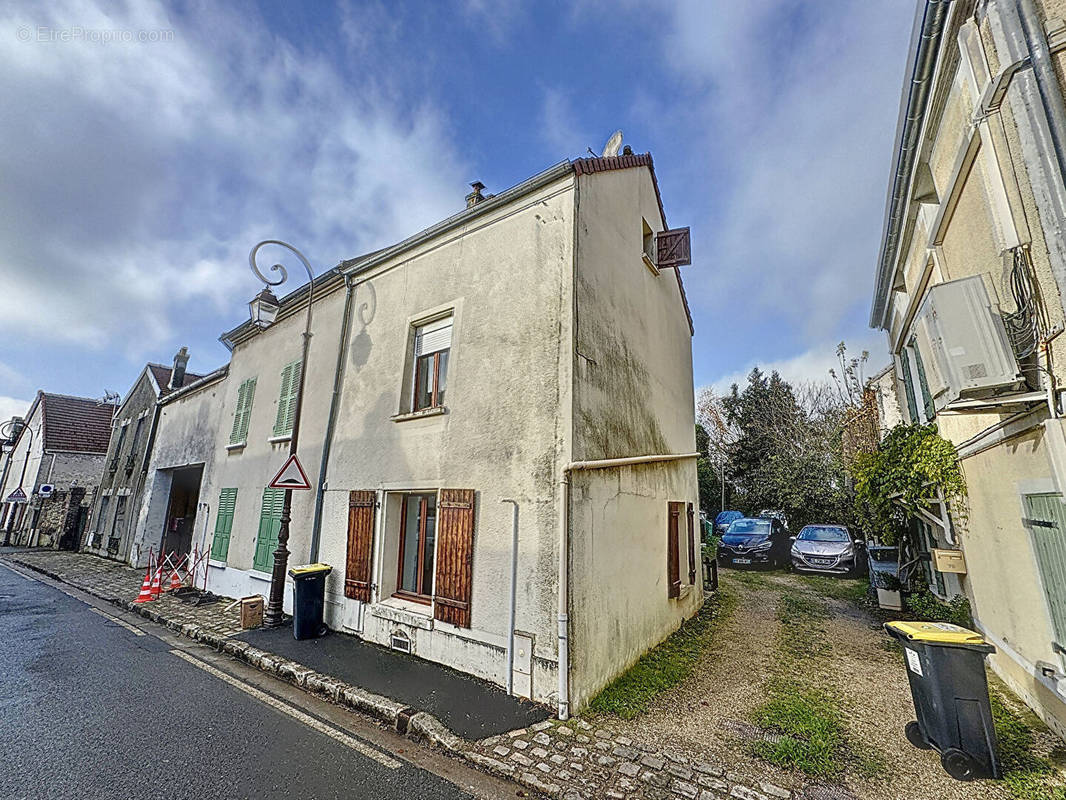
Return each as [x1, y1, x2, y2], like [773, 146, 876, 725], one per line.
[687, 502, 696, 585]
[344, 491, 376, 602]
[656, 227, 692, 269]
[434, 488, 476, 628]
[667, 501, 682, 598]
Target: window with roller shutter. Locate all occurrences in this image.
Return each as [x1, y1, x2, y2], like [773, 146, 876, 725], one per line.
[273, 360, 302, 437]
[411, 316, 452, 412]
[433, 488, 475, 628]
[253, 488, 285, 571]
[211, 488, 238, 561]
[667, 501, 682, 598]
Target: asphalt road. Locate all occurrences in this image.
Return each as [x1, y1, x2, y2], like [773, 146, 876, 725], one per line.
[0, 562, 515, 800]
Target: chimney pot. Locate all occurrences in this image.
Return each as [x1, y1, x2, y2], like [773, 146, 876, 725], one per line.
[466, 181, 486, 208]
[169, 346, 190, 390]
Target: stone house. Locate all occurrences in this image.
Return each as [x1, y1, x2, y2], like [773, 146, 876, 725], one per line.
[869, 0, 1066, 737]
[0, 392, 113, 548]
[82, 347, 204, 561]
[138, 151, 701, 716]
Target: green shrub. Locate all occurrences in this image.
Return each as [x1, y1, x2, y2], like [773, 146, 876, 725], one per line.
[906, 590, 973, 629]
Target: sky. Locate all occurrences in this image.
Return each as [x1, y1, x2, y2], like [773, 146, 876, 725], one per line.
[0, 0, 915, 421]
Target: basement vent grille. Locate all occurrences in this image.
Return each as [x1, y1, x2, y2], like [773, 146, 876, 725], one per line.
[390, 632, 411, 654]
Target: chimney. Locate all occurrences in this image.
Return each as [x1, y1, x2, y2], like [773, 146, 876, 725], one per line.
[169, 346, 190, 390]
[465, 181, 486, 208]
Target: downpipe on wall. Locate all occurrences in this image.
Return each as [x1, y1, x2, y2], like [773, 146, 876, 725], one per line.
[501, 499, 519, 696]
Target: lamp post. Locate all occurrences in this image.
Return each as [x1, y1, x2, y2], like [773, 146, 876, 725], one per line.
[248, 240, 316, 628]
[0, 418, 33, 547]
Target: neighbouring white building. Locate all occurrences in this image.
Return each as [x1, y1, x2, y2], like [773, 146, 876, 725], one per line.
[135, 151, 701, 716]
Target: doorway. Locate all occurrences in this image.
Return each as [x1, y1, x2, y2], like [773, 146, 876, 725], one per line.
[160, 465, 204, 559]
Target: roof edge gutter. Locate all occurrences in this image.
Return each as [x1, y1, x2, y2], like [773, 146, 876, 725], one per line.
[870, 0, 954, 330]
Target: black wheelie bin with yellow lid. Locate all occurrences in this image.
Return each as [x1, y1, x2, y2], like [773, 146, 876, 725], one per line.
[885, 620, 998, 781]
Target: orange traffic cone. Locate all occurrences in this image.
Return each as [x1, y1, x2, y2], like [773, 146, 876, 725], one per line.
[168, 569, 183, 592]
[149, 567, 163, 600]
[133, 569, 155, 603]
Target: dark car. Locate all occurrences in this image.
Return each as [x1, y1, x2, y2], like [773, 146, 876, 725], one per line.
[713, 510, 744, 536]
[790, 525, 865, 575]
[718, 517, 790, 569]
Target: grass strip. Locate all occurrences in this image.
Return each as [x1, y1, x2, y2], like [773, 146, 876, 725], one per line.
[586, 585, 735, 719]
[991, 689, 1066, 800]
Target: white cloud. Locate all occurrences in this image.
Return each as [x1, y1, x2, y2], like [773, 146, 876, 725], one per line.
[0, 396, 32, 423]
[704, 331, 889, 396]
[0, 0, 468, 358]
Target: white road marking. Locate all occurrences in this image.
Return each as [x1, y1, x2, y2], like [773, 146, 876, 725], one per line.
[170, 649, 401, 769]
[89, 607, 146, 636]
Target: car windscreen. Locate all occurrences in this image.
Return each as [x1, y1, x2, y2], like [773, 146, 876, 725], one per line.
[797, 526, 849, 542]
[715, 511, 742, 525]
[725, 519, 771, 535]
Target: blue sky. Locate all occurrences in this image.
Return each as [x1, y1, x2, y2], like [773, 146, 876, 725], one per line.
[0, 0, 914, 420]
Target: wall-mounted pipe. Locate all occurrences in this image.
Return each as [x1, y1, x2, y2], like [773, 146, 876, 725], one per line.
[555, 450, 700, 719]
[501, 499, 519, 696]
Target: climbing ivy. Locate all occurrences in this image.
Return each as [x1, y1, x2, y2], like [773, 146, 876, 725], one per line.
[851, 423, 966, 544]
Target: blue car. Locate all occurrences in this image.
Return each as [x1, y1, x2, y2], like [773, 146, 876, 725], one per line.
[713, 511, 744, 537]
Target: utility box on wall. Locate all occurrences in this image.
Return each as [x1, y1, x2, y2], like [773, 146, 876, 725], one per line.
[913, 275, 1022, 410]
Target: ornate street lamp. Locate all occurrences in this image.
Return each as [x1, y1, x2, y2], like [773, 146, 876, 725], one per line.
[248, 239, 316, 627]
[0, 417, 33, 547]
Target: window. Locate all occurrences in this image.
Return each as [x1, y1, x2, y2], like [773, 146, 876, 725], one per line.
[253, 488, 285, 571]
[108, 496, 126, 552]
[412, 317, 451, 411]
[273, 361, 302, 437]
[230, 377, 257, 444]
[396, 493, 437, 601]
[687, 503, 696, 585]
[115, 423, 129, 454]
[95, 496, 110, 538]
[642, 218, 656, 263]
[667, 501, 683, 598]
[910, 339, 935, 421]
[211, 488, 238, 561]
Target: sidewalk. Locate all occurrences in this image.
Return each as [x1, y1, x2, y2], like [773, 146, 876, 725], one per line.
[2, 548, 799, 800]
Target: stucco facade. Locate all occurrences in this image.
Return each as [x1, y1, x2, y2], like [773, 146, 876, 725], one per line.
[871, 0, 1066, 738]
[160, 154, 699, 715]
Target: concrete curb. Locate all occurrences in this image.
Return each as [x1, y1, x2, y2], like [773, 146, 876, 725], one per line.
[5, 555, 562, 798]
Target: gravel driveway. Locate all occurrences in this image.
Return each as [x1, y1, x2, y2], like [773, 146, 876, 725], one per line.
[596, 568, 1064, 800]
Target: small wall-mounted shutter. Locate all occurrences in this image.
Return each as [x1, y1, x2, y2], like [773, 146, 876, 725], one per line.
[211, 488, 238, 561]
[433, 488, 475, 628]
[656, 227, 692, 269]
[899, 349, 919, 424]
[344, 491, 376, 602]
[911, 341, 935, 421]
[668, 501, 682, 598]
[687, 502, 696, 585]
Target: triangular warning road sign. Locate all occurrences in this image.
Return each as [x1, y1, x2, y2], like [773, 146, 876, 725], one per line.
[5, 488, 27, 503]
[269, 454, 312, 490]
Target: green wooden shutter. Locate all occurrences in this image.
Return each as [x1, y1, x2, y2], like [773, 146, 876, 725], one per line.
[210, 488, 238, 561]
[899, 349, 919, 424]
[273, 360, 302, 436]
[253, 488, 285, 571]
[230, 378, 257, 445]
[911, 343, 935, 421]
[1023, 494, 1066, 647]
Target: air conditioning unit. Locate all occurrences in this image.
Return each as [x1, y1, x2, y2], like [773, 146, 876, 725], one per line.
[912, 274, 1022, 410]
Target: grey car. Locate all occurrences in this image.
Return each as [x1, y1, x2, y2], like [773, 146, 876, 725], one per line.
[790, 525, 864, 575]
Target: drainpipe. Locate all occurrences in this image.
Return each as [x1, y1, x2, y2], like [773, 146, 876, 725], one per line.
[310, 274, 356, 562]
[502, 499, 519, 696]
[555, 451, 700, 719]
[1017, 0, 1066, 192]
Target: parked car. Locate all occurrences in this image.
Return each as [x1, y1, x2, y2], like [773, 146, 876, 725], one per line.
[718, 517, 790, 569]
[757, 509, 789, 529]
[790, 525, 865, 575]
[713, 510, 744, 536]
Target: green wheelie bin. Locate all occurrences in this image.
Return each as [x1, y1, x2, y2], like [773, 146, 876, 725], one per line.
[885, 621, 999, 781]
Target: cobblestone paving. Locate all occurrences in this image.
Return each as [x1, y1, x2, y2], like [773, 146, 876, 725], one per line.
[4, 549, 243, 636]
[471, 719, 795, 800]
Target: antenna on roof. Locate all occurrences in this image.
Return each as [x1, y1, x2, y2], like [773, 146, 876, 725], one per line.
[97, 391, 120, 406]
[601, 130, 623, 157]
